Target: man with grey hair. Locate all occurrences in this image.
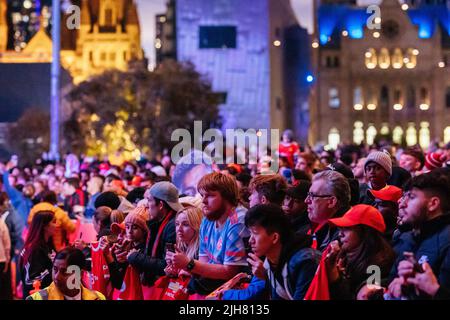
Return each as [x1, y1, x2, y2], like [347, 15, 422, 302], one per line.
[304, 170, 351, 252]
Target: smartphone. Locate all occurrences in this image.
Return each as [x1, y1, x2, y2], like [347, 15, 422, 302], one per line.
[403, 252, 422, 273]
[165, 243, 175, 253]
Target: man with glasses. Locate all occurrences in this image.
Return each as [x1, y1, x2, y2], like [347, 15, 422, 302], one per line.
[304, 170, 351, 252]
[387, 171, 450, 299]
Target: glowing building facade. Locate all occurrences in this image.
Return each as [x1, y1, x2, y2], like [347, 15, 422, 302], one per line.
[309, 0, 450, 148]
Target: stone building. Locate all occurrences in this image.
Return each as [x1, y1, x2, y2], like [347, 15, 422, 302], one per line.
[309, 0, 450, 149]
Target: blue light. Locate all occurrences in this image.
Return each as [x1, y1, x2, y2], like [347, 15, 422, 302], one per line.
[349, 28, 363, 39]
[306, 75, 314, 83]
[320, 34, 328, 44]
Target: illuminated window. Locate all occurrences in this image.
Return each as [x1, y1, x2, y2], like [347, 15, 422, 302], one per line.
[393, 126, 404, 144]
[365, 48, 377, 69]
[105, 9, 113, 26]
[393, 89, 403, 110]
[110, 52, 116, 62]
[444, 127, 450, 144]
[329, 87, 340, 108]
[419, 122, 430, 149]
[405, 48, 417, 68]
[406, 123, 417, 146]
[379, 48, 390, 69]
[392, 48, 403, 69]
[353, 122, 364, 144]
[380, 123, 390, 136]
[353, 86, 363, 110]
[366, 125, 377, 146]
[328, 128, 340, 150]
[101, 52, 106, 61]
[420, 87, 429, 110]
[366, 87, 377, 110]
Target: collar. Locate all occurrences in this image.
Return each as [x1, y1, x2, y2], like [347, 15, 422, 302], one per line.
[413, 214, 450, 239]
[46, 283, 99, 300]
[64, 290, 82, 301]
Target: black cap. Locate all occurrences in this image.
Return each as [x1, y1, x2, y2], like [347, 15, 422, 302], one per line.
[285, 180, 311, 200]
[325, 162, 354, 179]
[94, 191, 121, 210]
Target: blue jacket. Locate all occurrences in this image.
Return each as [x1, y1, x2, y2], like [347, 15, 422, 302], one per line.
[85, 192, 100, 218]
[266, 247, 321, 300]
[391, 214, 450, 293]
[222, 275, 268, 300]
[2, 172, 33, 225]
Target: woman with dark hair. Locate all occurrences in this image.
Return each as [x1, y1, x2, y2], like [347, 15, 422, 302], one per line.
[20, 210, 56, 299]
[325, 204, 395, 300]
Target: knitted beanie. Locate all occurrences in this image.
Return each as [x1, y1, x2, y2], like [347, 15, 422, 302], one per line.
[425, 152, 446, 171]
[364, 151, 393, 177]
[124, 206, 149, 233]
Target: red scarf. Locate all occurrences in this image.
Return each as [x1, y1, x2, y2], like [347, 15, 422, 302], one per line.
[151, 212, 174, 257]
[304, 245, 331, 300]
[307, 222, 327, 250]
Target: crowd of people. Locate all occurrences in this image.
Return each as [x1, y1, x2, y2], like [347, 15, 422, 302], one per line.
[0, 130, 449, 300]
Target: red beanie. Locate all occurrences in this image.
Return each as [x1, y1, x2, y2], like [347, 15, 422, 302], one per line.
[425, 152, 446, 171]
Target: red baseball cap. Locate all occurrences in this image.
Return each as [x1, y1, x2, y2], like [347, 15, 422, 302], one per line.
[369, 185, 403, 203]
[111, 222, 125, 234]
[328, 204, 386, 233]
[131, 176, 142, 187]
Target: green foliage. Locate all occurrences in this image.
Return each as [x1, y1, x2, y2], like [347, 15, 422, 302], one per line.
[6, 108, 50, 163]
[63, 59, 221, 159]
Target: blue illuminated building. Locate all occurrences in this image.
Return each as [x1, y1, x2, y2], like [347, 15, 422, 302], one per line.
[309, 0, 450, 148]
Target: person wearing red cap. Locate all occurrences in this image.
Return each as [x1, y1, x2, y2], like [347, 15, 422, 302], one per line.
[388, 171, 450, 300]
[368, 185, 403, 242]
[323, 205, 395, 300]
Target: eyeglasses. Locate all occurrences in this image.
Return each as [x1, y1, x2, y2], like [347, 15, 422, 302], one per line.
[306, 192, 334, 200]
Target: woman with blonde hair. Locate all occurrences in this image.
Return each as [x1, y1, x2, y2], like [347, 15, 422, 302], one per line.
[153, 205, 203, 300]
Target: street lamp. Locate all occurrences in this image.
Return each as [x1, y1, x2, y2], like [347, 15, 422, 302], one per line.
[49, 0, 61, 161]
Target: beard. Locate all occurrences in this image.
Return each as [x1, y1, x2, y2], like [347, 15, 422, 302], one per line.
[204, 202, 228, 222]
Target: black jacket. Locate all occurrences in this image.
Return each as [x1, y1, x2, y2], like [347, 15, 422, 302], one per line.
[267, 247, 321, 300]
[391, 214, 450, 296]
[290, 210, 311, 237]
[127, 213, 176, 286]
[21, 246, 53, 299]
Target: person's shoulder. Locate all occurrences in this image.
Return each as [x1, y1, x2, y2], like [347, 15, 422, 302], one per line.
[291, 247, 321, 262]
[228, 209, 246, 226]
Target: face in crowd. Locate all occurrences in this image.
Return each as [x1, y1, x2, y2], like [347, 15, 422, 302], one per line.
[282, 195, 306, 216]
[397, 188, 436, 228]
[305, 178, 337, 225]
[364, 162, 389, 189]
[399, 154, 421, 173]
[144, 189, 165, 221]
[248, 224, 279, 258]
[338, 227, 360, 253]
[125, 222, 145, 243]
[175, 211, 196, 244]
[200, 189, 228, 221]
